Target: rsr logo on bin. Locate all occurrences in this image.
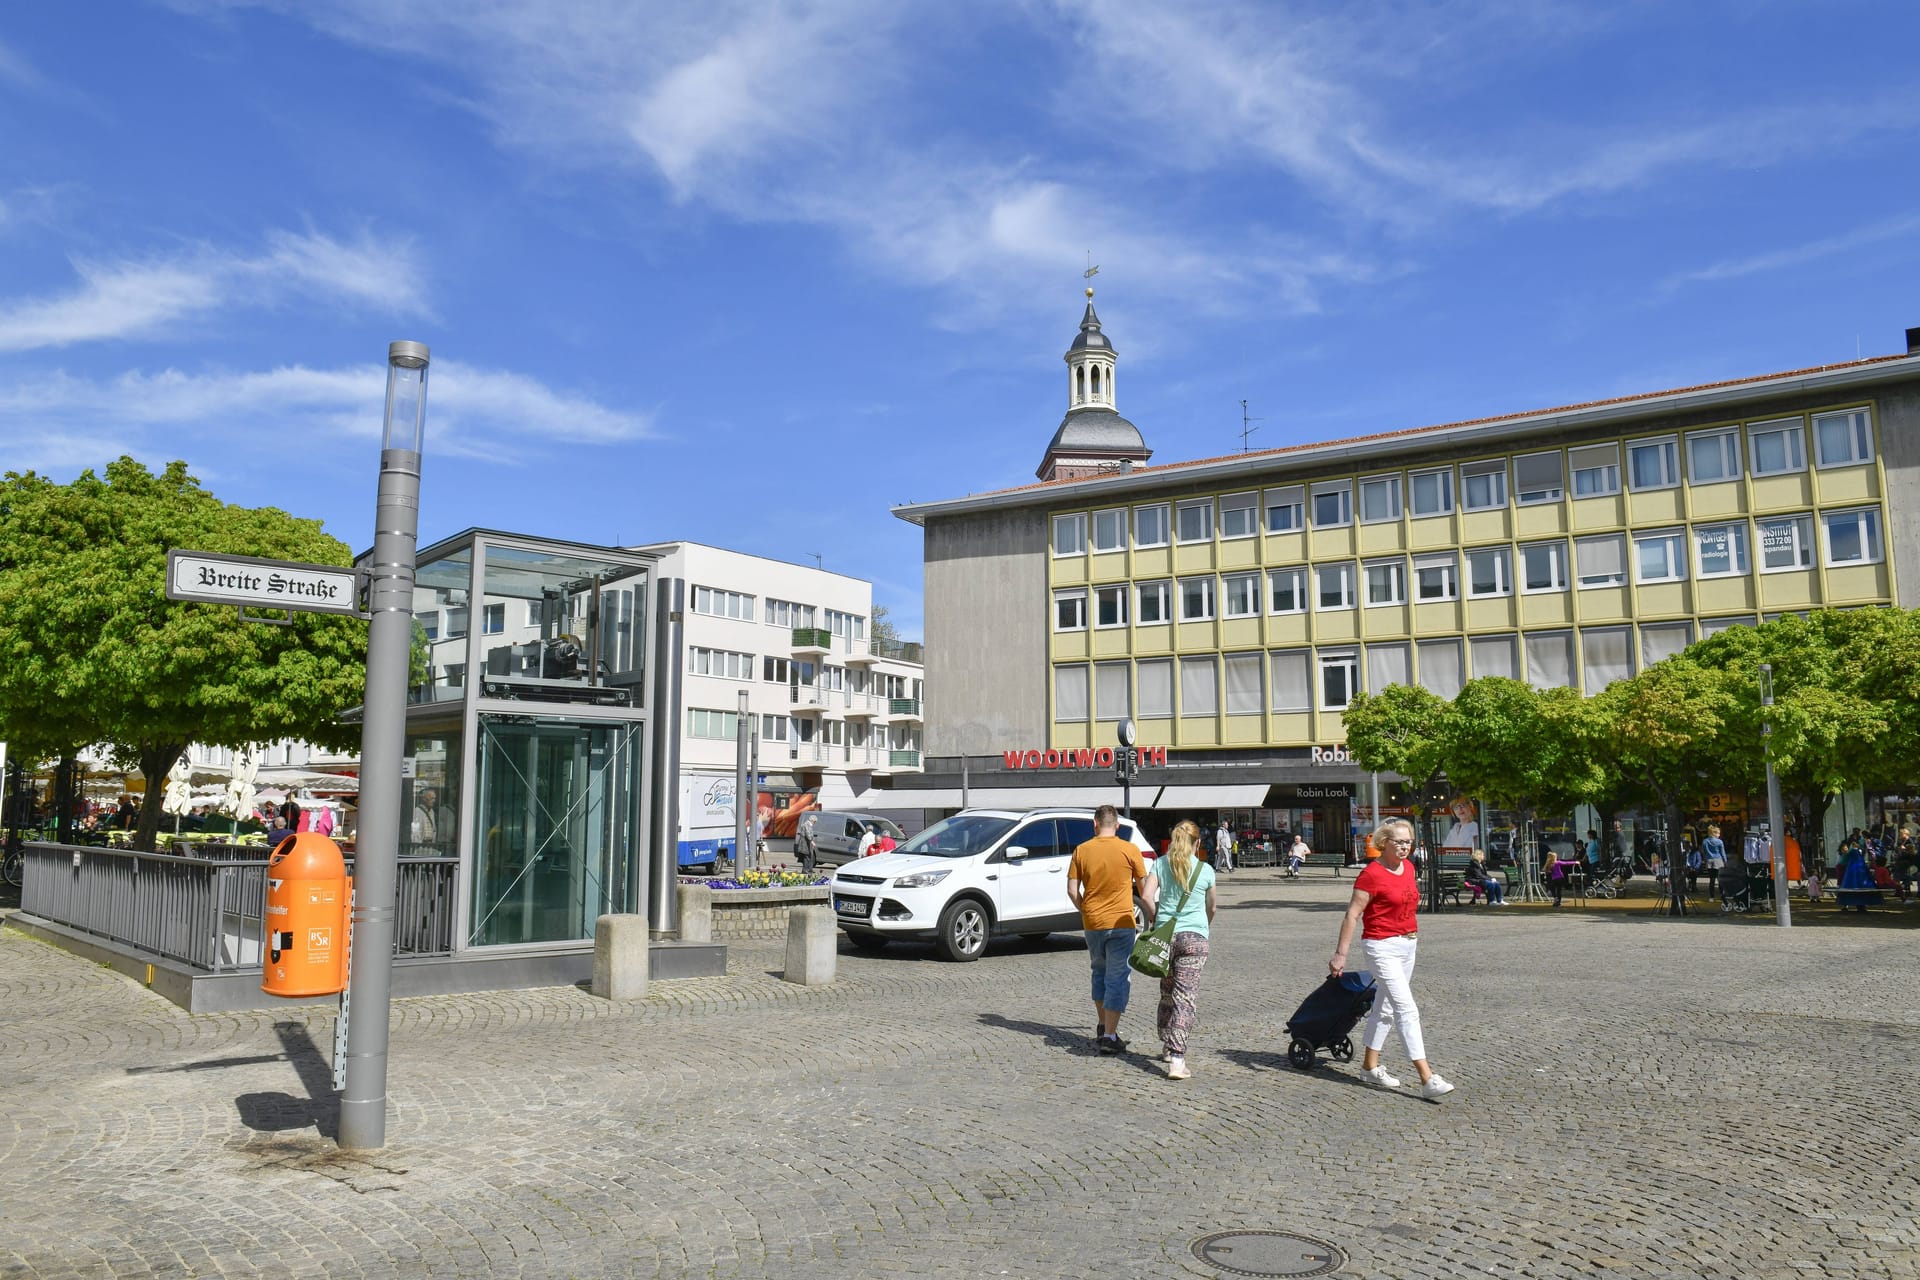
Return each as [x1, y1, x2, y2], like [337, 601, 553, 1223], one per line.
[308, 927, 332, 950]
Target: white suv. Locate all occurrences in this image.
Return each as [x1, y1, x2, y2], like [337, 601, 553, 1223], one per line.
[828, 808, 1154, 961]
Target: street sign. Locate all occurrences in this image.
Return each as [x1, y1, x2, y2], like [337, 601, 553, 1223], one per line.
[166, 550, 368, 619]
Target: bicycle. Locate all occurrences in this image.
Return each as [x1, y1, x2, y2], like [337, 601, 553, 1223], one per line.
[2, 841, 22, 890]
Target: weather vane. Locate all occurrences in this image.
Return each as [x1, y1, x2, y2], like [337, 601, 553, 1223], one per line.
[1084, 252, 1099, 283]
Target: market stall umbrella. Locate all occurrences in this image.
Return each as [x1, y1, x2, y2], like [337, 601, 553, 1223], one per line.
[225, 746, 260, 820]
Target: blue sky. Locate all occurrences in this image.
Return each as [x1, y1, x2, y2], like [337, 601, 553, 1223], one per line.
[4, 3, 1919, 638]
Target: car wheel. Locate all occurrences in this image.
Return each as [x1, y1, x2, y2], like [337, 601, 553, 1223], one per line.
[846, 932, 889, 952]
[936, 898, 989, 962]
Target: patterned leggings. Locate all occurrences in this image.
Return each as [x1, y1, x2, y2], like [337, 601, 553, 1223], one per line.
[1155, 932, 1211, 1055]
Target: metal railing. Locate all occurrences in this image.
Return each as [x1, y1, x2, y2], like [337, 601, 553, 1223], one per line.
[20, 843, 456, 971]
[889, 749, 922, 768]
[889, 698, 922, 717]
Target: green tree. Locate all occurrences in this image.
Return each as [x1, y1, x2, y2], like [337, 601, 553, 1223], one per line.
[1443, 678, 1606, 837]
[870, 604, 899, 649]
[1342, 683, 1450, 795]
[0, 458, 367, 851]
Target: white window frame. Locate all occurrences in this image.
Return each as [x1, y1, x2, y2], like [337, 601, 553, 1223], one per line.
[1268, 567, 1307, 614]
[1052, 512, 1087, 557]
[1270, 650, 1311, 712]
[1693, 522, 1750, 579]
[1311, 481, 1353, 529]
[1573, 534, 1627, 589]
[1358, 474, 1402, 525]
[1134, 504, 1170, 548]
[481, 601, 506, 635]
[1460, 460, 1508, 511]
[1363, 558, 1406, 607]
[1747, 418, 1806, 477]
[1093, 584, 1129, 629]
[1822, 507, 1884, 566]
[1091, 508, 1127, 553]
[1094, 662, 1132, 721]
[1136, 580, 1172, 624]
[1568, 446, 1621, 499]
[1223, 652, 1264, 717]
[1813, 408, 1874, 468]
[1264, 486, 1304, 533]
[1318, 652, 1360, 711]
[1137, 658, 1174, 719]
[1315, 563, 1355, 611]
[1627, 437, 1680, 492]
[1413, 553, 1457, 602]
[1633, 529, 1687, 584]
[1756, 515, 1815, 572]
[1466, 546, 1511, 598]
[1221, 571, 1259, 618]
[1053, 589, 1088, 632]
[1513, 451, 1565, 505]
[1178, 655, 1219, 718]
[1519, 540, 1567, 594]
[1409, 468, 1454, 518]
[1178, 575, 1216, 622]
[1054, 665, 1090, 723]
[1219, 492, 1258, 540]
[1175, 499, 1214, 544]
[1686, 427, 1742, 485]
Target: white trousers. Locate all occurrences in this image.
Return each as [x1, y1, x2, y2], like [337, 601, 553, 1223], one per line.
[1361, 934, 1425, 1062]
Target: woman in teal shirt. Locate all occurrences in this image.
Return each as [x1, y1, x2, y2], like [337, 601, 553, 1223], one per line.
[1152, 820, 1219, 1080]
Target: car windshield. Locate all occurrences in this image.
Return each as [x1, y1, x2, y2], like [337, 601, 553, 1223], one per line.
[898, 814, 1018, 859]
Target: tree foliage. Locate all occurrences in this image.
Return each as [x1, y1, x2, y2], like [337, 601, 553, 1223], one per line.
[1342, 683, 1449, 791]
[0, 458, 367, 849]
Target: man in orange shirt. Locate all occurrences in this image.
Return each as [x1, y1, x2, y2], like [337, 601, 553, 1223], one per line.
[1068, 804, 1156, 1055]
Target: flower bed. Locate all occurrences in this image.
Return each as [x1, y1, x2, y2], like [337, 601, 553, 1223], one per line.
[676, 873, 833, 941]
[693, 868, 829, 891]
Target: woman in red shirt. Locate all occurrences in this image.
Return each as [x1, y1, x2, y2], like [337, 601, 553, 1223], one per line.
[1330, 819, 1455, 1100]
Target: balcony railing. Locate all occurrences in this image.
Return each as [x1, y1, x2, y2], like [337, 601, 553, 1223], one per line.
[791, 627, 832, 651]
[872, 639, 924, 664]
[889, 749, 922, 769]
[889, 698, 922, 717]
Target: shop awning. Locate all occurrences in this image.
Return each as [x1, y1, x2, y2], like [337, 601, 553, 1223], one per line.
[1150, 783, 1273, 809]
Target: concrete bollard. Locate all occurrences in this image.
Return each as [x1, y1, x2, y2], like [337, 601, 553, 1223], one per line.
[677, 884, 712, 943]
[592, 914, 650, 1001]
[783, 905, 837, 986]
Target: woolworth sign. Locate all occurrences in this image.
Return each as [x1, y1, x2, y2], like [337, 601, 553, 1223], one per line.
[166, 550, 369, 619]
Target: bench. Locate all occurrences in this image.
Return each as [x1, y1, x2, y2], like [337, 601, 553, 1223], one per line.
[1435, 853, 1476, 907]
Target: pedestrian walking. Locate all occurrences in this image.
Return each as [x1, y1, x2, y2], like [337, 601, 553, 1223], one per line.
[1214, 819, 1234, 873]
[1329, 818, 1454, 1099]
[796, 811, 818, 872]
[1153, 820, 1217, 1080]
[1068, 804, 1155, 1055]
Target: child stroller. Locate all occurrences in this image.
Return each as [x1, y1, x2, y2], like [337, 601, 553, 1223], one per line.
[1284, 972, 1377, 1069]
[1718, 862, 1752, 913]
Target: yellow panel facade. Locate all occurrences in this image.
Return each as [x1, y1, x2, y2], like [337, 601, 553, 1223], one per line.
[1694, 576, 1756, 614]
[1173, 543, 1215, 575]
[1464, 596, 1518, 630]
[1815, 465, 1880, 506]
[1136, 718, 1175, 747]
[1224, 716, 1265, 745]
[1514, 504, 1569, 537]
[1053, 721, 1092, 749]
[1362, 604, 1411, 639]
[1219, 617, 1262, 648]
[1358, 523, 1407, 555]
[1758, 572, 1820, 611]
[1628, 488, 1685, 525]
[1132, 547, 1170, 579]
[1092, 628, 1129, 656]
[1687, 483, 1747, 519]
[1051, 630, 1090, 661]
[1089, 551, 1128, 581]
[1459, 509, 1511, 543]
[1519, 593, 1574, 627]
[1314, 611, 1360, 644]
[1133, 623, 1173, 655]
[1175, 620, 1216, 651]
[1309, 527, 1357, 559]
[1409, 516, 1457, 550]
[1750, 472, 1814, 510]
[1411, 600, 1462, 633]
[1634, 582, 1690, 618]
[1265, 613, 1310, 646]
[1219, 538, 1260, 570]
[1264, 531, 1307, 563]
[1571, 495, 1626, 532]
[1576, 586, 1632, 623]
[1052, 556, 1088, 587]
[1826, 563, 1891, 604]
[1178, 717, 1221, 747]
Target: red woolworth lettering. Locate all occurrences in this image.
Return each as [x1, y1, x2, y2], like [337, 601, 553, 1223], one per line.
[1072, 749, 1095, 767]
[1094, 747, 1114, 767]
[1042, 750, 1061, 768]
[1004, 751, 1026, 769]
[1142, 746, 1168, 766]
[1024, 750, 1043, 768]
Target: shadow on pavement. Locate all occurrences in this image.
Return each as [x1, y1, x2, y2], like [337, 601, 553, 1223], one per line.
[976, 1011, 1109, 1058]
[1227, 899, 1348, 914]
[234, 1021, 338, 1139]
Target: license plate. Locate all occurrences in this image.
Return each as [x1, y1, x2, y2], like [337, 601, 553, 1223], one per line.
[835, 897, 870, 918]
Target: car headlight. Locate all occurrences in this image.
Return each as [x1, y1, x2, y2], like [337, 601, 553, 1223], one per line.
[892, 870, 951, 889]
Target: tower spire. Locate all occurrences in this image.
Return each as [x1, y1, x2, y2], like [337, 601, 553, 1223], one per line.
[1036, 288, 1150, 482]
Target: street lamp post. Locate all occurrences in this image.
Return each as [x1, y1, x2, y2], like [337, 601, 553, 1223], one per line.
[1760, 663, 1791, 928]
[1116, 719, 1136, 821]
[338, 340, 429, 1151]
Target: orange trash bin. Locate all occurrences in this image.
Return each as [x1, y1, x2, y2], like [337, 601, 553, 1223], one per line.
[262, 832, 351, 998]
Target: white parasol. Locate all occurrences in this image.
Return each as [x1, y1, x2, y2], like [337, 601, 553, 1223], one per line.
[225, 746, 260, 820]
[161, 757, 194, 818]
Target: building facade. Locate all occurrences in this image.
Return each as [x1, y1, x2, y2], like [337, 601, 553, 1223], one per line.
[893, 300, 1920, 853]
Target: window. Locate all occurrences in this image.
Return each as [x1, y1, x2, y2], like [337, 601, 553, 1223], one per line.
[1264, 486, 1304, 533]
[1179, 576, 1215, 621]
[1134, 504, 1170, 547]
[1364, 559, 1405, 606]
[1461, 460, 1507, 510]
[1581, 628, 1633, 693]
[1756, 515, 1815, 571]
[1470, 634, 1517, 680]
[1359, 475, 1402, 524]
[1513, 452, 1565, 504]
[765, 599, 814, 629]
[1694, 523, 1750, 578]
[760, 714, 793, 745]
[1052, 513, 1087, 556]
[1524, 632, 1573, 690]
[1315, 563, 1355, 610]
[1520, 541, 1567, 593]
[1367, 643, 1410, 692]
[1094, 584, 1129, 628]
[1628, 438, 1679, 491]
[688, 708, 739, 739]
[1053, 590, 1087, 631]
[1222, 572, 1259, 618]
[1094, 663, 1131, 720]
[1823, 508, 1884, 565]
[1268, 567, 1307, 613]
[1417, 639, 1463, 698]
[446, 607, 468, 639]
[481, 602, 505, 635]
[419, 613, 439, 642]
[1270, 651, 1310, 711]
[1466, 547, 1511, 598]
[1136, 580, 1171, 624]
[1640, 623, 1693, 666]
[1137, 659, 1173, 718]
[1319, 653, 1359, 710]
[1054, 665, 1089, 722]
[1091, 509, 1126, 552]
[694, 586, 754, 620]
[1176, 499, 1213, 543]
[1311, 481, 1352, 528]
[1814, 409, 1873, 467]
[1568, 445, 1620, 498]
[1413, 553, 1457, 602]
[1409, 468, 1453, 517]
[1574, 535, 1626, 588]
[1223, 653, 1263, 715]
[690, 647, 754, 680]
[1634, 530, 1686, 583]
[1179, 655, 1218, 717]
[1748, 418, 1806, 476]
[1687, 428, 1741, 484]
[824, 609, 863, 638]
[763, 656, 792, 683]
[1220, 493, 1257, 539]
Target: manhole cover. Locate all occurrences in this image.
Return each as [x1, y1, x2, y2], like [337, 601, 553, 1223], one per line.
[1191, 1230, 1346, 1278]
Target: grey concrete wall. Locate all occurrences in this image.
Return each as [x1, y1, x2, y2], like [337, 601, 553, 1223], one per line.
[1877, 383, 1920, 608]
[923, 509, 1049, 756]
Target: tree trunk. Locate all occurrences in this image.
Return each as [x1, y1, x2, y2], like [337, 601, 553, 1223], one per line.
[1664, 796, 1688, 915]
[132, 742, 187, 853]
[54, 754, 77, 844]
[1805, 789, 1833, 873]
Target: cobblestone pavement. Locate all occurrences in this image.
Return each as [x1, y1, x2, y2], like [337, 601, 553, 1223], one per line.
[2, 873, 1916, 1279]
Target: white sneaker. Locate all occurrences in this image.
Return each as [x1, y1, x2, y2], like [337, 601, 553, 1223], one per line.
[1361, 1065, 1402, 1089]
[1421, 1074, 1456, 1099]
[1167, 1056, 1191, 1080]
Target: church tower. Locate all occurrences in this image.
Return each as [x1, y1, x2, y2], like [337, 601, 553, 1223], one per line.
[1035, 289, 1152, 482]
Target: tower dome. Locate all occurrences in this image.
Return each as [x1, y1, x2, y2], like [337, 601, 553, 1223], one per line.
[1037, 289, 1151, 482]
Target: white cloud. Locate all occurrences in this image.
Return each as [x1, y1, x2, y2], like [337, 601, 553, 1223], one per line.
[1662, 214, 1920, 292]
[0, 228, 428, 352]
